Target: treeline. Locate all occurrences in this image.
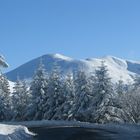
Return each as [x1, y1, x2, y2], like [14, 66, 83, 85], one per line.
[0, 61, 140, 124]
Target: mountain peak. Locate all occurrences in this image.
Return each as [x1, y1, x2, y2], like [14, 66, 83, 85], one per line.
[102, 55, 124, 60]
[44, 53, 73, 61]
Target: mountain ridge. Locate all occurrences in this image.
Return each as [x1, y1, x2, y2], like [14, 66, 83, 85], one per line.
[6, 54, 140, 83]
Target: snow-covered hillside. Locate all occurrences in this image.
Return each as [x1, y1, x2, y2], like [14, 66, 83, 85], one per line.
[6, 54, 140, 83]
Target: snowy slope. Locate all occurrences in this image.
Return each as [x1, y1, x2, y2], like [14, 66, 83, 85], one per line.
[0, 124, 34, 140]
[85, 56, 135, 83]
[6, 54, 140, 83]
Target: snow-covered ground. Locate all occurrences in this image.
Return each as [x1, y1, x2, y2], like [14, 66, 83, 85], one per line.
[3, 120, 140, 140]
[0, 124, 34, 140]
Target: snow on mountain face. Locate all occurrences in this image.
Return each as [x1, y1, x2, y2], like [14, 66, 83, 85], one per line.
[6, 54, 85, 81]
[85, 56, 134, 83]
[52, 53, 73, 61]
[6, 54, 140, 83]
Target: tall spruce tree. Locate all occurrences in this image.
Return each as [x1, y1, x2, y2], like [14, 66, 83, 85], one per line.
[12, 78, 30, 121]
[54, 72, 75, 120]
[133, 74, 140, 91]
[0, 75, 11, 121]
[71, 70, 91, 122]
[27, 60, 49, 120]
[116, 78, 125, 95]
[44, 63, 65, 120]
[0, 55, 10, 121]
[91, 61, 114, 123]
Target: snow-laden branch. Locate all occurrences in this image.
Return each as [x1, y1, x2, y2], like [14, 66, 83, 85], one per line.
[0, 55, 9, 68]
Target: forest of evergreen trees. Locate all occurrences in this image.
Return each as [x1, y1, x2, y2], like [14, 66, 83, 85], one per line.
[0, 60, 140, 124]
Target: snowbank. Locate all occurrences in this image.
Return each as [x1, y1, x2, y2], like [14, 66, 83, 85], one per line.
[3, 120, 140, 139]
[0, 124, 34, 140]
[4, 120, 140, 132]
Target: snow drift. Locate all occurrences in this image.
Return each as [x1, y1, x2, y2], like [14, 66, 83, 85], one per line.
[0, 124, 34, 140]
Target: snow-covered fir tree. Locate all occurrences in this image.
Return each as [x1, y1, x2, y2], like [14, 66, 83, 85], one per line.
[0, 55, 8, 68]
[0, 55, 11, 121]
[26, 60, 49, 120]
[114, 79, 128, 107]
[0, 75, 11, 121]
[133, 74, 140, 91]
[119, 90, 140, 123]
[111, 78, 130, 123]
[118, 78, 140, 123]
[91, 61, 115, 123]
[44, 63, 65, 120]
[115, 79, 125, 95]
[12, 78, 30, 121]
[70, 70, 91, 122]
[54, 72, 75, 120]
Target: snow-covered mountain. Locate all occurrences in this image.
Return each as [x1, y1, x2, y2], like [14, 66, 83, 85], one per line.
[6, 54, 140, 83]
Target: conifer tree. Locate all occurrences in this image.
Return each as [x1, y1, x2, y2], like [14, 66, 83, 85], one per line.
[0, 55, 10, 121]
[91, 61, 114, 123]
[0, 75, 11, 121]
[12, 78, 30, 121]
[44, 63, 65, 120]
[54, 72, 75, 120]
[71, 70, 91, 121]
[29, 60, 48, 120]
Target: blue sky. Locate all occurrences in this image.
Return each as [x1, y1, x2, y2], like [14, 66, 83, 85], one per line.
[0, 0, 140, 71]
